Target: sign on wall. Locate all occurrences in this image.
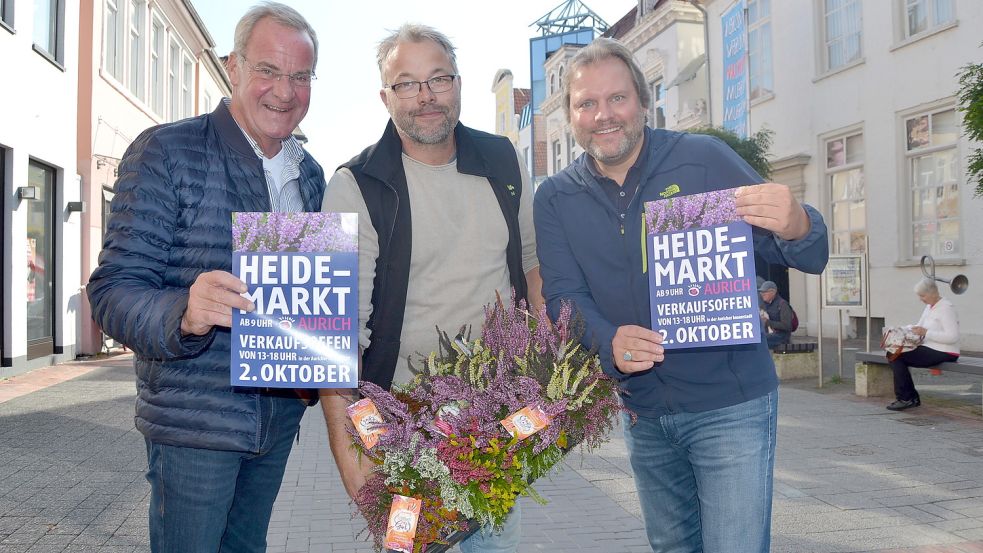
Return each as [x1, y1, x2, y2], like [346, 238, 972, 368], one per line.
[823, 254, 865, 308]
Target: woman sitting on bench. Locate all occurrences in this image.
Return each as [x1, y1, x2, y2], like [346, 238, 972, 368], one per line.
[887, 278, 960, 411]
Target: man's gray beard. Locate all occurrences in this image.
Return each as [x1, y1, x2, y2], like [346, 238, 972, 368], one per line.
[584, 116, 645, 165]
[587, 136, 633, 165]
[393, 104, 460, 146]
[405, 118, 455, 145]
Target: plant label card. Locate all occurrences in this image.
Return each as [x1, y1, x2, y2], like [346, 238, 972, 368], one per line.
[230, 212, 358, 388]
[644, 188, 760, 349]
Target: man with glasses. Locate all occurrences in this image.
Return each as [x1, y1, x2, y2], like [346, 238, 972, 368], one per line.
[319, 24, 541, 553]
[86, 4, 323, 551]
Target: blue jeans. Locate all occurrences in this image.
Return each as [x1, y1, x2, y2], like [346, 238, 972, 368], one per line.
[458, 502, 521, 553]
[144, 395, 306, 553]
[622, 390, 778, 553]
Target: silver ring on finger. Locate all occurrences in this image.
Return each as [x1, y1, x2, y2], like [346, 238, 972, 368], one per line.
[623, 350, 633, 362]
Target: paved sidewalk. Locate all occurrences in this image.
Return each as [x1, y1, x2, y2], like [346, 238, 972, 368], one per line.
[5, 354, 983, 552]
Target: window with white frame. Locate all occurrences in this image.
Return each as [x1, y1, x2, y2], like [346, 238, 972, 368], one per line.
[33, 0, 62, 62]
[169, 39, 180, 121]
[825, 132, 866, 254]
[104, 0, 123, 80]
[649, 79, 665, 129]
[821, 0, 862, 72]
[566, 133, 576, 165]
[900, 0, 955, 40]
[552, 139, 561, 175]
[128, 0, 145, 99]
[1, 0, 13, 29]
[748, 0, 773, 100]
[905, 108, 960, 259]
[182, 55, 193, 117]
[150, 17, 164, 115]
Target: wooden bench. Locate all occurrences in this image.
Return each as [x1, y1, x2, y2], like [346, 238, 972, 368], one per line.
[854, 351, 983, 398]
[771, 342, 819, 380]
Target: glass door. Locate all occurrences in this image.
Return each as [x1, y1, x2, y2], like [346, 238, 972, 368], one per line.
[26, 160, 54, 359]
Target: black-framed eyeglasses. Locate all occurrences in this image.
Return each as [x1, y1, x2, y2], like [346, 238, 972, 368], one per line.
[240, 55, 316, 88]
[384, 75, 458, 99]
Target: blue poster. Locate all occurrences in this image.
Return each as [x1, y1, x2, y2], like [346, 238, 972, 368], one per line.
[230, 212, 359, 388]
[722, 0, 749, 138]
[645, 189, 760, 349]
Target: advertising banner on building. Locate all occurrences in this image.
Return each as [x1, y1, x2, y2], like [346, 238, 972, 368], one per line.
[722, 0, 749, 138]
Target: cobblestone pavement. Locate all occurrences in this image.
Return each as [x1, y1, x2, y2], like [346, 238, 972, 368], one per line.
[5, 353, 983, 552]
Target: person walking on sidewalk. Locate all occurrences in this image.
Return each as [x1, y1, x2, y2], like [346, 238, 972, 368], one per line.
[534, 38, 829, 553]
[86, 3, 324, 551]
[318, 24, 542, 553]
[886, 278, 961, 411]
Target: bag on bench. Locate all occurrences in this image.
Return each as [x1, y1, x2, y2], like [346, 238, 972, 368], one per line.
[880, 326, 924, 362]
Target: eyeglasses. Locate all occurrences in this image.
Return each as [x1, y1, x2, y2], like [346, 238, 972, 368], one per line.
[384, 75, 458, 99]
[240, 56, 316, 88]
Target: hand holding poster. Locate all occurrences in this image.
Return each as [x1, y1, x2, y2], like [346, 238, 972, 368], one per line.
[231, 212, 358, 388]
[644, 188, 760, 349]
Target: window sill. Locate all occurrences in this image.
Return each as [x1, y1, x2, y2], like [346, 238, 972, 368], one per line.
[894, 258, 965, 268]
[890, 21, 959, 52]
[813, 57, 864, 83]
[0, 19, 13, 35]
[98, 67, 164, 125]
[32, 44, 65, 72]
[750, 91, 775, 108]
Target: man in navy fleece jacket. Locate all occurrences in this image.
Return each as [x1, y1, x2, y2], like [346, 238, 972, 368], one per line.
[534, 38, 828, 553]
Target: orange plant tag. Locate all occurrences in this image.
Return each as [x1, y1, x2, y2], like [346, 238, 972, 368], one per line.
[383, 494, 422, 553]
[347, 398, 386, 449]
[501, 405, 551, 440]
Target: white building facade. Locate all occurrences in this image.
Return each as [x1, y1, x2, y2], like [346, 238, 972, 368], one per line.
[1, 0, 84, 375]
[77, 0, 231, 355]
[539, 1, 710, 179]
[704, 0, 983, 348]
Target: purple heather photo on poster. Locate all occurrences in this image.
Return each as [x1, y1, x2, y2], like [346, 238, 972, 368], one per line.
[231, 212, 358, 389]
[644, 188, 760, 349]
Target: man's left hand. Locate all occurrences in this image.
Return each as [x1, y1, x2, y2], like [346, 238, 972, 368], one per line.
[735, 183, 811, 241]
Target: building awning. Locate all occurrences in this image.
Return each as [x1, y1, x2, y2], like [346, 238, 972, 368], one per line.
[666, 54, 707, 89]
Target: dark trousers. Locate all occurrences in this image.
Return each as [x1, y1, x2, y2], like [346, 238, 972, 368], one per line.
[889, 346, 959, 401]
[767, 332, 791, 349]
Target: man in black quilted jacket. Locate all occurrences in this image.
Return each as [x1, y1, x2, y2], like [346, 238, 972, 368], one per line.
[86, 3, 324, 551]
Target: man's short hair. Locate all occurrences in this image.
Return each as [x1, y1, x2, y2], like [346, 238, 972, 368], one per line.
[233, 2, 319, 71]
[759, 280, 778, 293]
[376, 24, 458, 84]
[563, 37, 651, 120]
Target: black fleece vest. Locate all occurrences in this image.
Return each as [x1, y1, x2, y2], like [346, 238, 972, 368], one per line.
[342, 121, 528, 391]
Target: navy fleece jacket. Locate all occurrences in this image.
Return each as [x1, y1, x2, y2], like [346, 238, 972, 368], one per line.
[534, 128, 828, 417]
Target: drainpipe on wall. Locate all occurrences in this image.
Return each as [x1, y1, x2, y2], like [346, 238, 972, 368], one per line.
[687, 0, 712, 124]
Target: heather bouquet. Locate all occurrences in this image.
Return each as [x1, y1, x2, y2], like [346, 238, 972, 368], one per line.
[349, 295, 625, 553]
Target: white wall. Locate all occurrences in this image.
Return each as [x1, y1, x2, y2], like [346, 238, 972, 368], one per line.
[0, 0, 83, 374]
